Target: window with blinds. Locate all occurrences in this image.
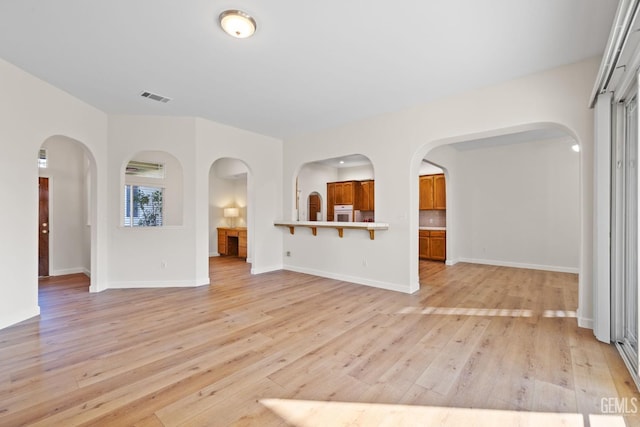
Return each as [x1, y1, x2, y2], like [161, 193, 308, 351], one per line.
[38, 149, 47, 168]
[124, 185, 163, 227]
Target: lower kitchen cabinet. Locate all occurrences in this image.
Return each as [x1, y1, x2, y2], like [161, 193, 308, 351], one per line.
[419, 229, 446, 261]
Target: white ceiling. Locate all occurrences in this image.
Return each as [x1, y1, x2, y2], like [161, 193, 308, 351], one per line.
[313, 154, 372, 169]
[0, 1, 618, 139]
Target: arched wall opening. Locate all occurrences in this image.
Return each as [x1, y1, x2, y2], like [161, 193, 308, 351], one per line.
[120, 150, 184, 227]
[418, 160, 450, 265]
[38, 135, 98, 291]
[208, 158, 252, 273]
[295, 154, 375, 222]
[307, 192, 323, 222]
[412, 123, 582, 293]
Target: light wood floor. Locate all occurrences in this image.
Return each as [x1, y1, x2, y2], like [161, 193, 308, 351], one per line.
[0, 258, 638, 426]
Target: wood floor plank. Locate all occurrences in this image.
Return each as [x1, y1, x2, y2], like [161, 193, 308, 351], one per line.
[415, 316, 491, 396]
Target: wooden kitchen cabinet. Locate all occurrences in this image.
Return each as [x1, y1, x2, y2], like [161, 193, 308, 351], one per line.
[335, 181, 355, 205]
[356, 180, 374, 211]
[429, 230, 446, 261]
[326, 183, 335, 221]
[327, 180, 361, 220]
[434, 174, 446, 210]
[419, 230, 430, 259]
[419, 229, 446, 261]
[419, 175, 434, 209]
[217, 227, 247, 258]
[419, 174, 445, 210]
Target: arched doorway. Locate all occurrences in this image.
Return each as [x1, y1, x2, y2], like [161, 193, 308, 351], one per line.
[413, 125, 582, 292]
[307, 192, 322, 221]
[38, 136, 97, 290]
[208, 158, 251, 275]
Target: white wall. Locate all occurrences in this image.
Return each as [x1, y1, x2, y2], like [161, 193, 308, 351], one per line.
[337, 164, 374, 181]
[297, 162, 337, 221]
[428, 138, 580, 272]
[281, 58, 598, 327]
[419, 162, 443, 175]
[107, 116, 198, 288]
[0, 57, 108, 329]
[40, 136, 89, 276]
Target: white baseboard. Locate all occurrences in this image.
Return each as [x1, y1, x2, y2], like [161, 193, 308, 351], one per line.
[283, 264, 412, 294]
[0, 305, 40, 330]
[51, 267, 87, 276]
[196, 277, 210, 286]
[251, 264, 282, 275]
[577, 308, 594, 330]
[457, 258, 579, 274]
[445, 259, 458, 266]
[209, 252, 220, 257]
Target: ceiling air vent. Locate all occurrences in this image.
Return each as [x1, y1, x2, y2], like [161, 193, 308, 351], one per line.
[140, 91, 172, 103]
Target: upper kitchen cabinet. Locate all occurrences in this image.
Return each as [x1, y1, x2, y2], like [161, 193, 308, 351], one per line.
[433, 174, 446, 209]
[419, 175, 434, 210]
[357, 180, 374, 211]
[419, 173, 446, 210]
[334, 181, 355, 205]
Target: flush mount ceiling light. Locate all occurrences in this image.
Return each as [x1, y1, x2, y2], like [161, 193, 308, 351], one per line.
[219, 10, 256, 39]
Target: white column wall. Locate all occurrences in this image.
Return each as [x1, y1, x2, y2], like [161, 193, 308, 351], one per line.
[107, 116, 199, 288]
[194, 118, 283, 283]
[0, 57, 108, 328]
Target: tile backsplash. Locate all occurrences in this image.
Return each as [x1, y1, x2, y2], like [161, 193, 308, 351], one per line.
[419, 210, 446, 227]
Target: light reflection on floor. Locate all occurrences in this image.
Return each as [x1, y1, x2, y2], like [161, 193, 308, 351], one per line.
[260, 399, 625, 427]
[397, 307, 578, 318]
[543, 309, 577, 318]
[398, 307, 533, 317]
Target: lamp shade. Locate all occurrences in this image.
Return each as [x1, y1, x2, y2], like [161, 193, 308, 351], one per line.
[224, 207, 239, 218]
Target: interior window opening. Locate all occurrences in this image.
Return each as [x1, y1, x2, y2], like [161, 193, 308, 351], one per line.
[297, 154, 374, 223]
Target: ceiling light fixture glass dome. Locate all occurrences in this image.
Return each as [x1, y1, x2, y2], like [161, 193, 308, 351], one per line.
[219, 10, 257, 39]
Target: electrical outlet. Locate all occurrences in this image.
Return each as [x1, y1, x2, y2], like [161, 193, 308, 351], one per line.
[286, 251, 291, 257]
[161, 260, 167, 268]
[362, 257, 367, 267]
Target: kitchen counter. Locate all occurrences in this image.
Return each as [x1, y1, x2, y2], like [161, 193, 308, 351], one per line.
[419, 226, 446, 231]
[274, 220, 389, 240]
